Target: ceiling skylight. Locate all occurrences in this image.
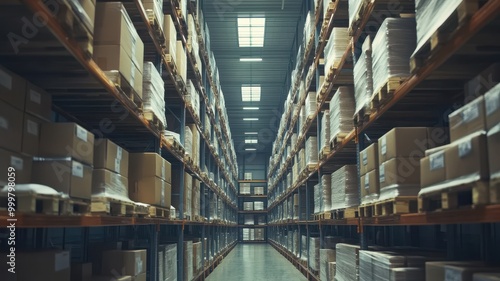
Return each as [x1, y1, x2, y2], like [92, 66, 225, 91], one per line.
[238, 17, 266, 47]
[243, 107, 259, 110]
[240, 58, 263, 62]
[243, 118, 259, 121]
[245, 139, 258, 144]
[242, 84, 261, 102]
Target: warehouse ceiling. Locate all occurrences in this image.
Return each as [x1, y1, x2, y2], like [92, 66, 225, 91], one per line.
[203, 0, 305, 155]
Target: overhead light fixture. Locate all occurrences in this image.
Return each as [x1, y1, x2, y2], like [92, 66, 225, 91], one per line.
[240, 58, 263, 62]
[245, 139, 258, 144]
[243, 118, 259, 121]
[241, 84, 261, 102]
[245, 132, 258, 135]
[238, 17, 266, 47]
[245, 148, 257, 151]
[243, 107, 259, 110]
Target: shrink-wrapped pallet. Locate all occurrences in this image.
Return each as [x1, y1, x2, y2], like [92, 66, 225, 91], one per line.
[305, 92, 317, 120]
[324, 28, 350, 74]
[320, 110, 331, 154]
[331, 165, 359, 210]
[310, 237, 321, 271]
[186, 80, 200, 118]
[329, 87, 355, 144]
[193, 242, 202, 275]
[336, 243, 360, 281]
[291, 133, 298, 151]
[372, 18, 416, 95]
[184, 126, 193, 158]
[314, 183, 322, 214]
[320, 249, 336, 281]
[329, 262, 337, 281]
[243, 202, 253, 211]
[184, 241, 193, 281]
[321, 174, 332, 212]
[354, 36, 374, 114]
[240, 183, 251, 194]
[192, 179, 200, 218]
[165, 244, 177, 281]
[301, 235, 308, 261]
[348, 0, 366, 31]
[249, 229, 255, 240]
[143, 62, 166, 128]
[390, 267, 425, 281]
[254, 201, 265, 211]
[255, 228, 265, 241]
[305, 136, 319, 166]
[242, 228, 250, 241]
[293, 231, 299, 257]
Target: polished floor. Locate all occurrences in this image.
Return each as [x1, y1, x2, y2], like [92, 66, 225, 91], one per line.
[206, 244, 308, 281]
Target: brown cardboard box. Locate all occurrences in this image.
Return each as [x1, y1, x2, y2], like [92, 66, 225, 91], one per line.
[94, 139, 129, 177]
[488, 125, 500, 179]
[427, 127, 450, 148]
[0, 65, 26, 110]
[360, 169, 379, 200]
[22, 113, 45, 156]
[92, 276, 132, 281]
[101, 249, 147, 276]
[78, 0, 96, 33]
[378, 127, 429, 164]
[449, 96, 487, 142]
[444, 265, 500, 281]
[129, 153, 171, 182]
[88, 242, 122, 274]
[446, 133, 489, 181]
[16, 250, 71, 281]
[426, 261, 484, 281]
[25, 83, 52, 122]
[39, 123, 95, 165]
[132, 273, 147, 281]
[71, 262, 93, 281]
[163, 15, 177, 56]
[32, 159, 92, 199]
[420, 148, 447, 188]
[0, 99, 23, 153]
[474, 273, 500, 280]
[92, 169, 129, 199]
[379, 157, 421, 189]
[129, 176, 171, 207]
[0, 148, 32, 185]
[484, 83, 500, 130]
[176, 40, 187, 83]
[360, 143, 378, 176]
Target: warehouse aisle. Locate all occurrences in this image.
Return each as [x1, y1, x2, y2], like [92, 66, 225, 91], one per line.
[206, 244, 308, 281]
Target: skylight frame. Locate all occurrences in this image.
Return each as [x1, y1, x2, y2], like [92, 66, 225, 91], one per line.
[238, 17, 266, 47]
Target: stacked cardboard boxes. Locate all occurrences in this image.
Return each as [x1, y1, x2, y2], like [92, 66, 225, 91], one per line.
[359, 143, 379, 204]
[100, 249, 147, 281]
[172, 169, 193, 219]
[163, 15, 177, 58]
[331, 165, 359, 210]
[143, 62, 166, 128]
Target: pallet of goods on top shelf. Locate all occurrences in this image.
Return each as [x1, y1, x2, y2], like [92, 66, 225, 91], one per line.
[143, 0, 165, 45]
[353, 36, 373, 126]
[143, 62, 167, 131]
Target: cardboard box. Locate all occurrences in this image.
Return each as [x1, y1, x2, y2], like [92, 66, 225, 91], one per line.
[484, 83, 500, 130]
[129, 153, 171, 182]
[22, 113, 45, 156]
[360, 143, 378, 176]
[0, 99, 23, 153]
[378, 127, 429, 164]
[71, 262, 92, 281]
[92, 276, 132, 281]
[379, 157, 421, 189]
[360, 169, 379, 200]
[92, 169, 129, 199]
[25, 83, 52, 121]
[129, 176, 171, 207]
[163, 15, 177, 56]
[39, 123, 95, 165]
[94, 139, 129, 177]
[420, 147, 447, 188]
[426, 261, 484, 281]
[0, 65, 26, 110]
[88, 242, 122, 274]
[244, 172, 253, 180]
[102, 249, 147, 277]
[32, 159, 92, 199]
[488, 125, 500, 179]
[132, 273, 147, 281]
[449, 96, 487, 142]
[16, 250, 71, 281]
[0, 148, 32, 185]
[446, 133, 489, 181]
[444, 265, 500, 281]
[143, 0, 163, 32]
[78, 0, 96, 33]
[474, 273, 500, 281]
[176, 40, 187, 83]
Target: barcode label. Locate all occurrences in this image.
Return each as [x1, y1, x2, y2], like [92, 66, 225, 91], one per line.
[379, 164, 386, 183]
[0, 117, 8, 129]
[75, 125, 88, 142]
[381, 137, 387, 156]
[458, 139, 472, 158]
[462, 103, 479, 123]
[30, 89, 42, 104]
[430, 152, 445, 170]
[27, 119, 39, 136]
[72, 162, 84, 178]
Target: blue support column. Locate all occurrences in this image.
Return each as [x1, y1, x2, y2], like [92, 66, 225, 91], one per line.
[149, 225, 159, 281]
[358, 134, 368, 250]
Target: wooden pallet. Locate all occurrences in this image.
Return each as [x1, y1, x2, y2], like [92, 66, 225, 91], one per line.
[145, 8, 166, 47]
[358, 203, 375, 218]
[332, 207, 359, 219]
[374, 196, 418, 217]
[313, 211, 333, 220]
[143, 110, 166, 131]
[410, 0, 480, 73]
[319, 146, 331, 161]
[353, 106, 371, 127]
[104, 71, 143, 112]
[330, 133, 348, 149]
[60, 198, 90, 215]
[91, 197, 135, 216]
[0, 193, 60, 215]
[148, 205, 170, 218]
[348, 0, 370, 36]
[370, 77, 407, 110]
[490, 177, 500, 204]
[418, 179, 490, 213]
[193, 215, 205, 222]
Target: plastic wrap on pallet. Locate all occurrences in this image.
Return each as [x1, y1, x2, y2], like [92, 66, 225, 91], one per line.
[143, 0, 163, 32]
[183, 241, 193, 281]
[193, 242, 202, 275]
[301, 235, 308, 261]
[143, 62, 166, 127]
[186, 80, 200, 118]
[320, 110, 331, 152]
[320, 249, 337, 281]
[414, 0, 464, 56]
[176, 40, 188, 84]
[243, 202, 253, 211]
[305, 92, 317, 121]
[164, 244, 177, 281]
[254, 201, 264, 210]
[185, 173, 192, 218]
[309, 237, 321, 272]
[329, 87, 355, 144]
[164, 15, 177, 56]
[321, 174, 332, 212]
[348, 0, 365, 30]
[390, 267, 425, 281]
[303, 10, 314, 45]
[184, 126, 193, 158]
[192, 180, 200, 218]
[324, 28, 350, 74]
[293, 231, 299, 257]
[331, 165, 359, 210]
[372, 18, 416, 95]
[335, 243, 360, 281]
[354, 36, 374, 114]
[314, 183, 322, 214]
[291, 133, 298, 151]
[91, 169, 132, 202]
[306, 136, 319, 166]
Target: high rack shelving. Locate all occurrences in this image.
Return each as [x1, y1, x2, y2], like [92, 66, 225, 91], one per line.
[265, 0, 500, 280]
[238, 179, 268, 243]
[0, 0, 241, 280]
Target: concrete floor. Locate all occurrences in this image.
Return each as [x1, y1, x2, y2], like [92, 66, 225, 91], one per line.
[206, 243, 308, 281]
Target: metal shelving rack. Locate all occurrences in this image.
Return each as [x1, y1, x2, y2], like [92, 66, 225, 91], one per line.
[265, 0, 500, 280]
[0, 0, 242, 280]
[237, 179, 268, 243]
